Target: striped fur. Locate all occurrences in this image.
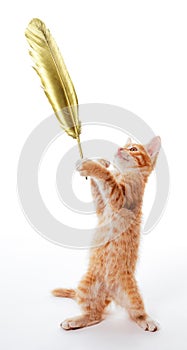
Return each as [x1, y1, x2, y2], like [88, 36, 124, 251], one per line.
[52, 136, 161, 332]
[52, 288, 75, 299]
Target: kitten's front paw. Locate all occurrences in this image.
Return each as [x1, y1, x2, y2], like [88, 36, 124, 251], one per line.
[76, 158, 88, 171]
[76, 158, 94, 177]
[97, 159, 110, 168]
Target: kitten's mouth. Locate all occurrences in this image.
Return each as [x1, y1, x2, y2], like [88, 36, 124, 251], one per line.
[117, 150, 129, 161]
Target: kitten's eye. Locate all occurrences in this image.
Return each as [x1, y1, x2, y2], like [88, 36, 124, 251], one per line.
[129, 147, 138, 152]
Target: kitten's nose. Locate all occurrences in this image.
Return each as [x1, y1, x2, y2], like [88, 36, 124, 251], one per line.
[119, 147, 123, 151]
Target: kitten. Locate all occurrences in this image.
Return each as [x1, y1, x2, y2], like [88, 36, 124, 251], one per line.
[52, 136, 161, 332]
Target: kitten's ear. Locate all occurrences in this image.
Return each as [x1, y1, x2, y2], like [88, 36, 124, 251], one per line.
[126, 137, 132, 145]
[145, 136, 161, 167]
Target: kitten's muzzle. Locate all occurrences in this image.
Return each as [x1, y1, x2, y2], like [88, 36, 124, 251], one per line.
[117, 148, 129, 161]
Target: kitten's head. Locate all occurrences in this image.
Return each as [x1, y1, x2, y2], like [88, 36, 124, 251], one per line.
[113, 136, 161, 177]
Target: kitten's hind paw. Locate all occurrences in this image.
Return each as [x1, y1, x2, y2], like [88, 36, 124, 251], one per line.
[60, 314, 102, 330]
[136, 316, 160, 332]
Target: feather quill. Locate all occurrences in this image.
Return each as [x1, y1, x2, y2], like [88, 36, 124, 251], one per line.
[25, 18, 83, 158]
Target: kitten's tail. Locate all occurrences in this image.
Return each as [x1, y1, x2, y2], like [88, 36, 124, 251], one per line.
[52, 288, 76, 299]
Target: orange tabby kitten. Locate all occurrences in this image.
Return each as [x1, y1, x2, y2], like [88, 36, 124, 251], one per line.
[52, 136, 161, 332]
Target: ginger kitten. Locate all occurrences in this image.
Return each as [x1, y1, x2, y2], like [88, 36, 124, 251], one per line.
[52, 136, 161, 332]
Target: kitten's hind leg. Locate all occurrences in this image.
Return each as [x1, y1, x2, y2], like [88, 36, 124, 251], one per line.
[114, 274, 159, 332]
[60, 272, 111, 330]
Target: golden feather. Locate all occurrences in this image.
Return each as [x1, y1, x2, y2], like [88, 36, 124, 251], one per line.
[25, 18, 83, 158]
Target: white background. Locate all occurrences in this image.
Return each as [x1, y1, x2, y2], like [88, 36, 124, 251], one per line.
[1, 1, 187, 349]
